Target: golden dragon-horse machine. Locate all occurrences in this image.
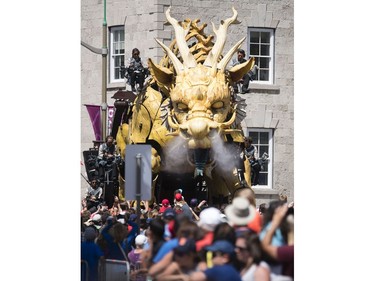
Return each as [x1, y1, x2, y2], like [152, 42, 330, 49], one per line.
[114, 7, 255, 204]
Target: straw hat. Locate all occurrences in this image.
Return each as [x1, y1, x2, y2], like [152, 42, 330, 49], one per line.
[224, 197, 256, 226]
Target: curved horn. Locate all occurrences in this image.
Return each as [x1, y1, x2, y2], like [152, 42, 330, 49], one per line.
[203, 7, 239, 68]
[167, 113, 180, 130]
[148, 58, 174, 85]
[220, 105, 238, 128]
[228, 57, 255, 82]
[165, 7, 197, 69]
[217, 37, 246, 72]
[155, 38, 184, 75]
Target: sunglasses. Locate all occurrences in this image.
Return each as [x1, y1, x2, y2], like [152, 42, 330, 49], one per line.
[235, 246, 248, 252]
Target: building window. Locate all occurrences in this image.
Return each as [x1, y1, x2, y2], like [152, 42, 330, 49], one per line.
[244, 128, 273, 188]
[247, 28, 274, 84]
[109, 26, 125, 83]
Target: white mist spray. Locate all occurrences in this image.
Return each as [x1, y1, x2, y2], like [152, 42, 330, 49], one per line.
[162, 136, 192, 173]
[210, 131, 237, 174]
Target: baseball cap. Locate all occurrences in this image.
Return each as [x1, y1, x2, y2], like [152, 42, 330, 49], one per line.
[190, 198, 198, 207]
[92, 214, 102, 222]
[162, 199, 170, 206]
[129, 214, 138, 222]
[163, 208, 176, 219]
[84, 226, 97, 241]
[205, 240, 235, 255]
[175, 193, 183, 201]
[135, 234, 148, 246]
[197, 207, 225, 231]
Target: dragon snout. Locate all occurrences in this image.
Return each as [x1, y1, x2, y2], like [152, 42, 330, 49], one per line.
[179, 118, 219, 149]
[189, 119, 209, 139]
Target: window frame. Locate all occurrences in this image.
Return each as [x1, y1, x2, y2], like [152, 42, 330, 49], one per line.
[243, 128, 273, 189]
[109, 25, 125, 84]
[247, 28, 275, 85]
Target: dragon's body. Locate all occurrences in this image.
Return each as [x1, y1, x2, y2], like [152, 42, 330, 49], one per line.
[116, 7, 254, 203]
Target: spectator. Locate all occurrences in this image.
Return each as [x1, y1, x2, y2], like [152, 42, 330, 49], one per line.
[224, 197, 257, 236]
[233, 188, 263, 233]
[124, 213, 140, 254]
[235, 231, 271, 281]
[81, 210, 92, 233]
[162, 208, 176, 241]
[174, 193, 194, 220]
[191, 199, 208, 219]
[99, 216, 128, 260]
[155, 238, 202, 280]
[189, 240, 242, 281]
[159, 199, 171, 214]
[144, 218, 166, 267]
[81, 226, 104, 281]
[259, 200, 288, 247]
[148, 218, 200, 279]
[190, 198, 198, 209]
[213, 222, 236, 245]
[84, 213, 103, 231]
[128, 234, 148, 281]
[196, 207, 225, 252]
[261, 203, 294, 279]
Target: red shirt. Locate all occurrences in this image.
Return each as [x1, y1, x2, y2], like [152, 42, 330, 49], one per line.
[196, 232, 214, 252]
[247, 211, 263, 233]
[159, 205, 170, 213]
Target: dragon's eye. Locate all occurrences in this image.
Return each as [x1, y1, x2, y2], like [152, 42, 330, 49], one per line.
[177, 103, 188, 110]
[212, 101, 224, 109]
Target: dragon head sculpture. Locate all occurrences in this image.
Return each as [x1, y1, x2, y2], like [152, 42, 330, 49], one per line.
[148, 7, 254, 177]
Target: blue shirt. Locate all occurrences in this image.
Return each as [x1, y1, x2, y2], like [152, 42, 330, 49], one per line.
[101, 222, 127, 260]
[152, 238, 179, 263]
[259, 222, 286, 246]
[204, 264, 242, 281]
[81, 241, 104, 281]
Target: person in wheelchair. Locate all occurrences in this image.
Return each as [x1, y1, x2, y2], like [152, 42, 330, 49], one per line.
[127, 48, 147, 92]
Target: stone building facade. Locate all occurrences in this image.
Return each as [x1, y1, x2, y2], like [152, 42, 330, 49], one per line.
[81, 0, 294, 206]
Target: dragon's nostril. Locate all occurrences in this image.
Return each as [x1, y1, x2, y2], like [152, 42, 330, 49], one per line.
[189, 119, 209, 140]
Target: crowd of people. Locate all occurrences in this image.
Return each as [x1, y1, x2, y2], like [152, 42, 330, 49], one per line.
[81, 187, 294, 281]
